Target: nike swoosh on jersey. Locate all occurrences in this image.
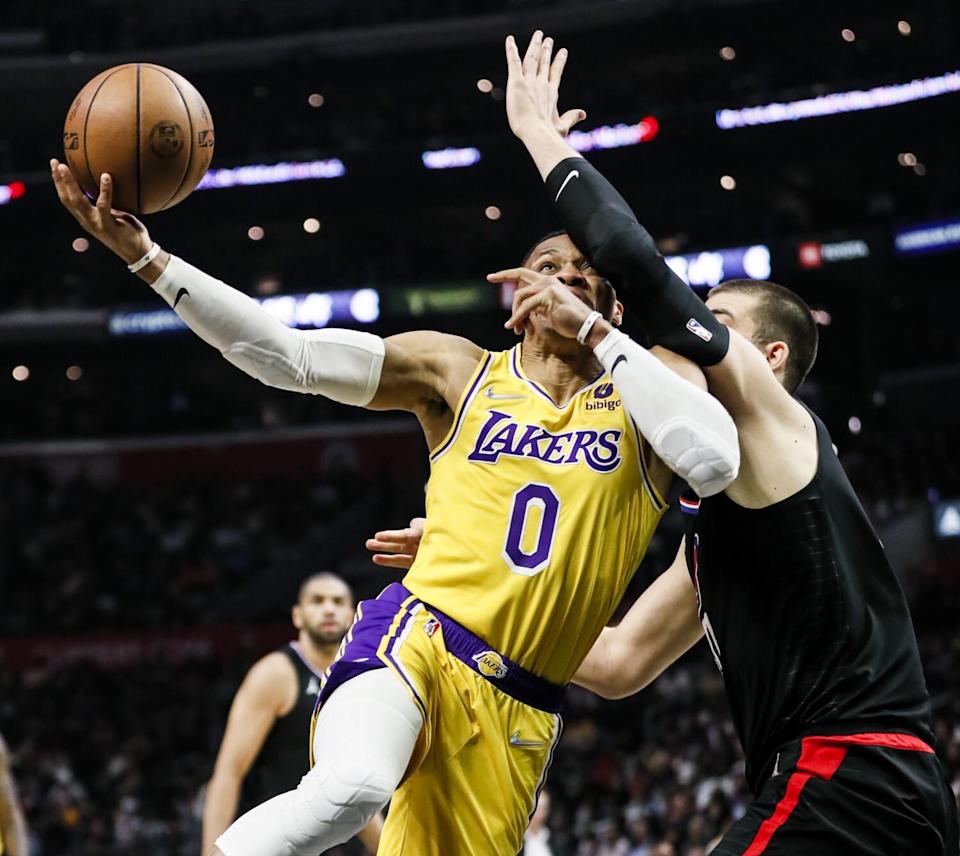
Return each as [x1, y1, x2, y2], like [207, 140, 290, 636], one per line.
[554, 169, 580, 202]
[173, 287, 190, 309]
[484, 387, 528, 402]
[509, 730, 545, 748]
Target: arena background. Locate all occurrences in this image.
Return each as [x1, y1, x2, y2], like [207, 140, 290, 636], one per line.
[1, 1, 958, 853]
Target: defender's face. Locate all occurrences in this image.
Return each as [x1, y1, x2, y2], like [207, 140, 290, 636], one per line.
[707, 289, 791, 387]
[705, 290, 761, 346]
[526, 234, 617, 320]
[294, 577, 354, 644]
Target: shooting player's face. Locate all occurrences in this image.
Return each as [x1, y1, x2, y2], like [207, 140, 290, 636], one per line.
[526, 234, 619, 322]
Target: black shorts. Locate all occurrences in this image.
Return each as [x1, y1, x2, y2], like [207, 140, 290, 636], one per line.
[712, 732, 959, 856]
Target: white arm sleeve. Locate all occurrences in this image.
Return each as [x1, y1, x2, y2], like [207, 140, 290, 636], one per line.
[594, 329, 740, 497]
[150, 255, 384, 406]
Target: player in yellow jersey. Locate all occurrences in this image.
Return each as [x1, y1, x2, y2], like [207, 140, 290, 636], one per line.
[51, 34, 739, 856]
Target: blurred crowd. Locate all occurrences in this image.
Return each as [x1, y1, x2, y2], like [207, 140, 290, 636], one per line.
[0, 587, 956, 855]
[0, 418, 957, 853]
[0, 461, 423, 634]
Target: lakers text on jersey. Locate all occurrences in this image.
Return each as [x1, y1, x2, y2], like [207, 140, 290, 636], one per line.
[404, 342, 665, 685]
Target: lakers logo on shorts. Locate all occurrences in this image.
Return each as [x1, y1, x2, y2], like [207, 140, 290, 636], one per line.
[472, 650, 508, 679]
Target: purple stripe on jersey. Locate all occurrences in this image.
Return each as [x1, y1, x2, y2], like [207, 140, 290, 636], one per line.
[511, 346, 557, 406]
[629, 417, 667, 511]
[429, 352, 493, 462]
[510, 345, 605, 409]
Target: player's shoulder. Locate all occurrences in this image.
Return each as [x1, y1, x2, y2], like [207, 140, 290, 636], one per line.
[387, 330, 484, 361]
[243, 650, 298, 700]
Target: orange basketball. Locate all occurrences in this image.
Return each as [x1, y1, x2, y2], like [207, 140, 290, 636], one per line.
[63, 63, 215, 215]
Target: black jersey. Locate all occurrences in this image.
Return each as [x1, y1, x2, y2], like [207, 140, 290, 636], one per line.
[683, 407, 934, 794]
[240, 643, 322, 812]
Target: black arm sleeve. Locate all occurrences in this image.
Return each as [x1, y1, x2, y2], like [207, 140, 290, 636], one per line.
[545, 157, 729, 366]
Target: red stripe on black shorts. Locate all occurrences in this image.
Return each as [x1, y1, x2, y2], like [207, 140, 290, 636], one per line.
[743, 732, 934, 855]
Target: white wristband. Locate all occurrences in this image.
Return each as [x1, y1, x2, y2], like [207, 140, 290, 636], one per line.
[128, 242, 161, 273]
[576, 310, 603, 344]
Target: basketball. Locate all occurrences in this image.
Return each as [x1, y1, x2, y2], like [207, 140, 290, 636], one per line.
[63, 63, 215, 215]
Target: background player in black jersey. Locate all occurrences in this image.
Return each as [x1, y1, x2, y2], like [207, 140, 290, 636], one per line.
[504, 30, 959, 855]
[369, 32, 959, 856]
[202, 573, 382, 855]
[0, 734, 28, 856]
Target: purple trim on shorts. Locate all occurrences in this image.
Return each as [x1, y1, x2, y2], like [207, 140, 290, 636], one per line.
[426, 598, 566, 714]
[313, 583, 426, 717]
[314, 583, 565, 717]
[380, 604, 426, 716]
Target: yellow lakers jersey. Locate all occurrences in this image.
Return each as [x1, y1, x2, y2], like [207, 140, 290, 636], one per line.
[403, 343, 666, 685]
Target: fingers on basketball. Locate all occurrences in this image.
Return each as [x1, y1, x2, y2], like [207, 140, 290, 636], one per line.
[96, 174, 114, 215]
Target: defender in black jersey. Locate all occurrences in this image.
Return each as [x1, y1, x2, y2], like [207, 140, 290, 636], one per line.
[501, 32, 958, 855]
[203, 574, 381, 855]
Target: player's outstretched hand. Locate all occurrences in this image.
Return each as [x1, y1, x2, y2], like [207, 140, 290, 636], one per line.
[504, 31, 586, 140]
[489, 267, 595, 337]
[50, 159, 151, 265]
[366, 518, 426, 570]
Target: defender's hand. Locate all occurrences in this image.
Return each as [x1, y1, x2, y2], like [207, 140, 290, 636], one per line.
[488, 267, 596, 338]
[51, 159, 151, 265]
[366, 518, 426, 570]
[505, 32, 586, 140]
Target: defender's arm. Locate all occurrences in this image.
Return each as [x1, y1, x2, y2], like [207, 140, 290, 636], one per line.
[574, 543, 703, 699]
[504, 33, 729, 368]
[505, 34, 807, 460]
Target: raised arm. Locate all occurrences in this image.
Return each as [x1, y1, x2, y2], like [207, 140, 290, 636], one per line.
[50, 162, 483, 442]
[503, 33, 730, 370]
[504, 34, 818, 506]
[574, 542, 703, 698]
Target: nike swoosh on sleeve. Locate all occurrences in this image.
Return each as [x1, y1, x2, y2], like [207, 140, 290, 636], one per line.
[554, 169, 580, 202]
[173, 287, 190, 309]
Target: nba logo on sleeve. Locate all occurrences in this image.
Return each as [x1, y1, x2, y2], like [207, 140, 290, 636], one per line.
[686, 318, 714, 342]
